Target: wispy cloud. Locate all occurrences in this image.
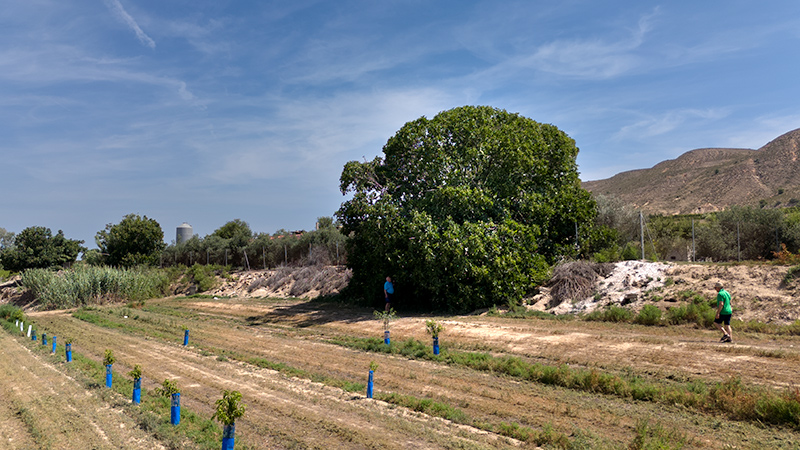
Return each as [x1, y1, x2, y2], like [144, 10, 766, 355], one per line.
[615, 108, 731, 140]
[200, 87, 461, 185]
[103, 0, 156, 49]
[524, 9, 658, 79]
[723, 115, 800, 149]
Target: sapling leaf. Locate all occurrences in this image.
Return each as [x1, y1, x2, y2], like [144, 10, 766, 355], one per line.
[212, 390, 246, 426]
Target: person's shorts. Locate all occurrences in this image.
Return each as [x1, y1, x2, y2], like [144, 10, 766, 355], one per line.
[714, 314, 732, 325]
[385, 293, 393, 303]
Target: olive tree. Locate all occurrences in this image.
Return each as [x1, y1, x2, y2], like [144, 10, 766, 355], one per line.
[336, 106, 605, 311]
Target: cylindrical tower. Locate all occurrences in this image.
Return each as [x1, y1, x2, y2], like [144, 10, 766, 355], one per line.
[176, 222, 193, 244]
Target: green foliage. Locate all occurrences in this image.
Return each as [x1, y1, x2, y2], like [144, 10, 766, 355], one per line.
[634, 304, 663, 326]
[593, 194, 638, 246]
[128, 364, 142, 380]
[785, 265, 800, 284]
[21, 265, 169, 310]
[161, 217, 347, 269]
[186, 264, 220, 292]
[0, 304, 25, 322]
[0, 227, 14, 251]
[211, 390, 246, 426]
[425, 319, 444, 338]
[629, 418, 688, 450]
[103, 349, 115, 365]
[155, 379, 180, 397]
[213, 219, 252, 242]
[378, 392, 469, 423]
[692, 206, 786, 261]
[666, 296, 716, 328]
[80, 249, 105, 266]
[583, 306, 633, 323]
[373, 308, 396, 330]
[0, 226, 84, 271]
[96, 214, 166, 267]
[369, 360, 378, 372]
[337, 106, 604, 311]
[316, 216, 335, 229]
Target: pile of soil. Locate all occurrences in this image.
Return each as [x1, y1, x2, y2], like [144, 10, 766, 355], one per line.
[530, 261, 800, 324]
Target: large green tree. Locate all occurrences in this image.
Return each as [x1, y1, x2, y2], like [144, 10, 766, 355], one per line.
[96, 214, 166, 267]
[336, 106, 603, 311]
[0, 226, 84, 271]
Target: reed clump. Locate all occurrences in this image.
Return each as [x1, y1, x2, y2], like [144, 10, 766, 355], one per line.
[21, 265, 169, 310]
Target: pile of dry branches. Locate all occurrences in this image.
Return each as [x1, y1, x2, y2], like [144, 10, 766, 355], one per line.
[547, 261, 614, 306]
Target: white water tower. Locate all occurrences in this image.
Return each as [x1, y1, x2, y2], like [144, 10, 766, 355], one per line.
[176, 222, 193, 244]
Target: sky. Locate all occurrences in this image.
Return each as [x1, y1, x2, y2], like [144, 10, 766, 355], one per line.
[2, 0, 800, 249]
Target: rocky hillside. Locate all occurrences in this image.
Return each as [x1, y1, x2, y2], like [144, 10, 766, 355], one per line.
[583, 128, 800, 214]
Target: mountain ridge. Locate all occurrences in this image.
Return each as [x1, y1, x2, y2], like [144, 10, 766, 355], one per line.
[582, 128, 800, 214]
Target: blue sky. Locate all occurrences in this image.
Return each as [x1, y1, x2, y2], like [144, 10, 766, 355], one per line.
[2, 0, 799, 248]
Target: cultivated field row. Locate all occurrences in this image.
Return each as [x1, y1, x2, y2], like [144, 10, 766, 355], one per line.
[4, 296, 800, 449]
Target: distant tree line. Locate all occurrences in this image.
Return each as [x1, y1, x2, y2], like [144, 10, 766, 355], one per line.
[593, 195, 800, 262]
[1, 215, 347, 273]
[159, 216, 347, 269]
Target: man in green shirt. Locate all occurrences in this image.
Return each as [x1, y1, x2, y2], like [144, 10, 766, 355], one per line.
[714, 282, 733, 343]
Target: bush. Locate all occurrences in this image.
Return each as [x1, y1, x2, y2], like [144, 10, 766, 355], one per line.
[666, 297, 716, 328]
[0, 304, 24, 322]
[785, 265, 800, 284]
[584, 305, 633, 323]
[185, 264, 219, 292]
[635, 304, 662, 326]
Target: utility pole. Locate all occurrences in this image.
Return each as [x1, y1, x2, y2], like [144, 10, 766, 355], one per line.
[640, 211, 645, 260]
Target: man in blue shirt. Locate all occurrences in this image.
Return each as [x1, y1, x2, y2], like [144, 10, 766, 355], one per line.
[383, 276, 394, 312]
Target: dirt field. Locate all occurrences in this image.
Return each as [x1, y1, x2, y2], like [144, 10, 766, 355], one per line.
[4, 291, 800, 449]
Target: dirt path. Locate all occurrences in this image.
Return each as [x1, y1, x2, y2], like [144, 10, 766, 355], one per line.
[0, 332, 165, 450]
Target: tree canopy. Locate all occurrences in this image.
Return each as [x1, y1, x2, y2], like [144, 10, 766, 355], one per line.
[96, 214, 166, 267]
[0, 226, 84, 271]
[336, 105, 604, 311]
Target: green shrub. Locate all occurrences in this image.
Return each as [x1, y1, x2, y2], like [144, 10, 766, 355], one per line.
[635, 304, 662, 326]
[785, 265, 800, 284]
[666, 297, 716, 328]
[185, 264, 220, 292]
[584, 305, 633, 323]
[0, 304, 25, 322]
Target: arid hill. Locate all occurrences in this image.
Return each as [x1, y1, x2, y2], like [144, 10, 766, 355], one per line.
[582, 128, 800, 214]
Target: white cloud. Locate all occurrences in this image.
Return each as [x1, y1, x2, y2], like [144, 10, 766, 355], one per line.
[195, 87, 463, 184]
[723, 115, 800, 149]
[615, 108, 731, 140]
[103, 0, 156, 49]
